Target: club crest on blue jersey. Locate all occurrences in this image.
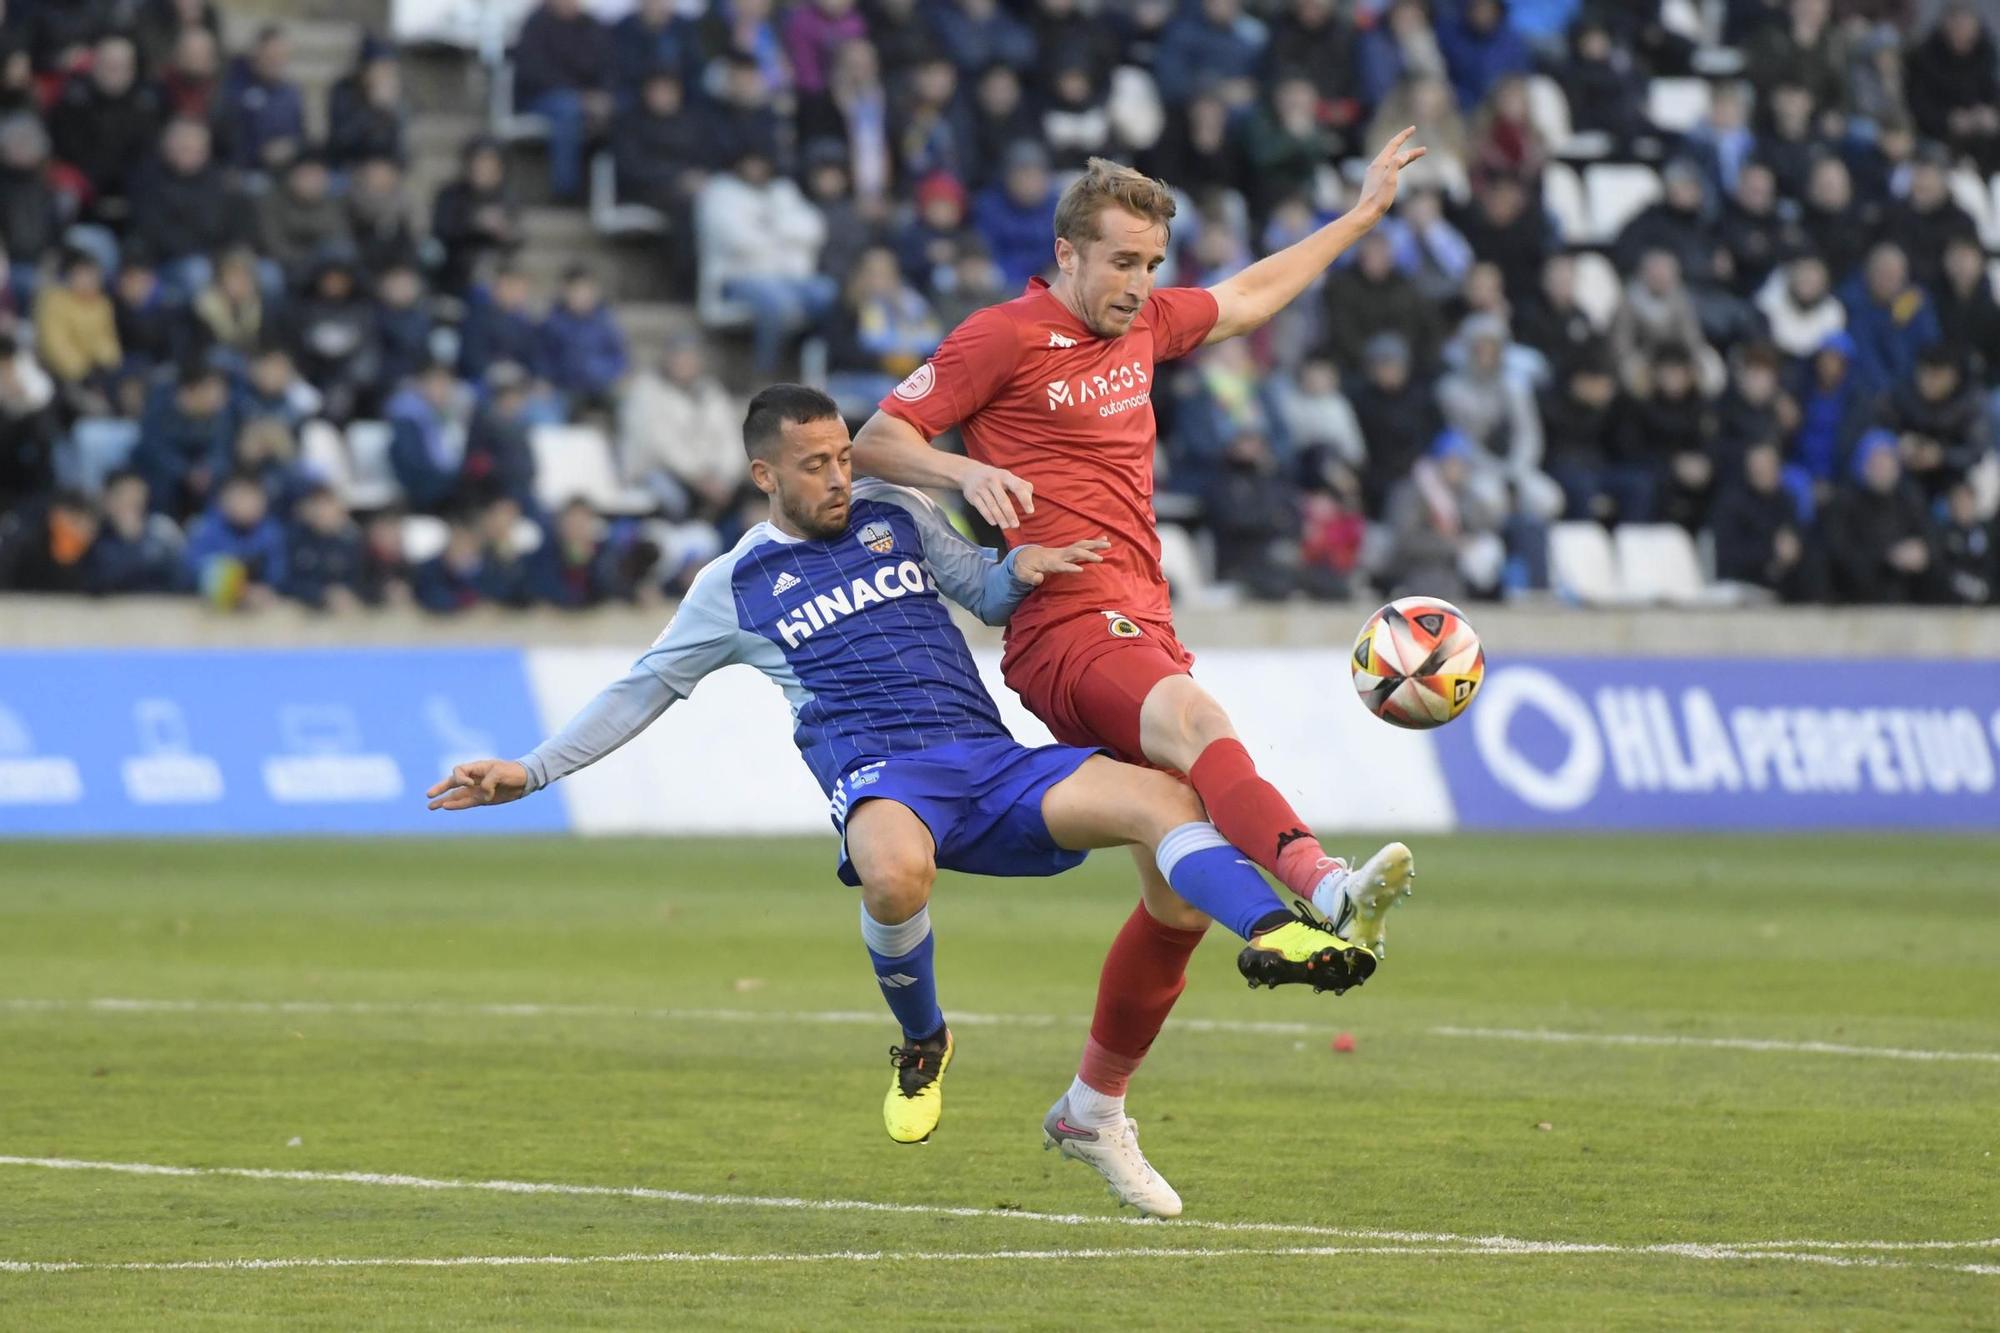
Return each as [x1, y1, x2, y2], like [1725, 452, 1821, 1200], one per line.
[858, 520, 895, 554]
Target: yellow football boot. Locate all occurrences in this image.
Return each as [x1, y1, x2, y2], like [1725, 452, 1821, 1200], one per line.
[1237, 906, 1377, 995]
[883, 1028, 953, 1143]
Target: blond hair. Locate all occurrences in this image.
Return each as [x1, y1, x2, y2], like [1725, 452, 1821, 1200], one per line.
[1054, 157, 1177, 248]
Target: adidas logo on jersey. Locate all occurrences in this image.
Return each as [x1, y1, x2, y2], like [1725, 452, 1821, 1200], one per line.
[772, 558, 937, 650]
[770, 571, 801, 597]
[1047, 330, 1078, 348]
[878, 973, 921, 989]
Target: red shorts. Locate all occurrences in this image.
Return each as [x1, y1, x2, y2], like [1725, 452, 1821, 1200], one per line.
[1001, 610, 1196, 767]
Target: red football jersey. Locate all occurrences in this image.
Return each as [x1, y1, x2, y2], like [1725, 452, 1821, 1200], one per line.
[877, 277, 1219, 638]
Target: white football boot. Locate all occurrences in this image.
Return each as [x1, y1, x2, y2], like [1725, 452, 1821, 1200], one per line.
[1310, 841, 1415, 958]
[1042, 1095, 1183, 1218]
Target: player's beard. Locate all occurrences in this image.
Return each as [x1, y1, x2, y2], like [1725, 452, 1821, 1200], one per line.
[780, 488, 850, 541]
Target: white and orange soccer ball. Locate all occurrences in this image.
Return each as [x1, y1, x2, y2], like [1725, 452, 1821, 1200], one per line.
[1350, 597, 1485, 730]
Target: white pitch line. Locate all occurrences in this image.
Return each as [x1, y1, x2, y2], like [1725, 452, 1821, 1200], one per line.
[0, 997, 1320, 1039]
[2, 1156, 1993, 1267]
[1430, 1027, 2000, 1065]
[5, 1246, 1999, 1280]
[0, 1245, 1534, 1275]
[13, 998, 2000, 1064]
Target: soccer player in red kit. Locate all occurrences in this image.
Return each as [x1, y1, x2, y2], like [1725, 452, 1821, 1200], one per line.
[853, 131, 1428, 1211]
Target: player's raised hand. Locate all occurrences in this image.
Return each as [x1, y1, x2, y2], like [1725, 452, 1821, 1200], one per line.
[1355, 126, 1428, 222]
[1013, 537, 1110, 586]
[962, 461, 1035, 530]
[426, 759, 530, 811]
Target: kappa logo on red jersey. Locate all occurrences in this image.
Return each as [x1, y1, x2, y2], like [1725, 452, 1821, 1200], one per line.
[892, 363, 934, 401]
[1045, 360, 1150, 412]
[1047, 330, 1078, 348]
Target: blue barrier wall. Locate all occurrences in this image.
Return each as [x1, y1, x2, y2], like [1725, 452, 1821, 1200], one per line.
[1435, 657, 2000, 831]
[0, 649, 564, 835]
[1, 648, 1994, 836]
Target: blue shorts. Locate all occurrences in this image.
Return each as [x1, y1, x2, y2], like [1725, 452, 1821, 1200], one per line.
[831, 737, 1098, 887]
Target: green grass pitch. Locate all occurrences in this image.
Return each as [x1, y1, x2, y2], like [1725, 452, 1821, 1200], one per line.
[3, 833, 1997, 1330]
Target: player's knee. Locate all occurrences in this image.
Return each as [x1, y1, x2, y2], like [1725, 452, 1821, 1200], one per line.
[858, 847, 935, 923]
[1136, 771, 1206, 844]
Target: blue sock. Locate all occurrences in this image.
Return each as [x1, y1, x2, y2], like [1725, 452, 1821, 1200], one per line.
[1156, 823, 1292, 941]
[860, 902, 945, 1043]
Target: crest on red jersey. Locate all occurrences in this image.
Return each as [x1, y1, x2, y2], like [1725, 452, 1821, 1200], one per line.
[893, 364, 934, 401]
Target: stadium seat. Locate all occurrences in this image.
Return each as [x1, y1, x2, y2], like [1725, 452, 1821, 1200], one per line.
[1548, 521, 1623, 605]
[1524, 75, 1572, 146]
[1646, 78, 1712, 134]
[298, 420, 354, 497]
[60, 417, 140, 494]
[1106, 65, 1165, 152]
[1947, 168, 2000, 249]
[401, 514, 450, 564]
[343, 420, 402, 511]
[589, 150, 667, 238]
[510, 515, 545, 556]
[1571, 251, 1623, 328]
[1584, 164, 1664, 243]
[1613, 523, 1708, 605]
[529, 423, 657, 516]
[1542, 161, 1589, 243]
[1967, 449, 2000, 522]
[1155, 522, 1210, 603]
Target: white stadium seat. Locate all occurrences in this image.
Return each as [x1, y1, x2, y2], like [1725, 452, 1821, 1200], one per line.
[1646, 78, 1712, 134]
[1614, 523, 1708, 605]
[1571, 251, 1622, 329]
[1524, 75, 1572, 147]
[343, 420, 402, 510]
[529, 423, 657, 516]
[1542, 161, 1589, 243]
[298, 419, 354, 498]
[1585, 163, 1664, 243]
[401, 514, 450, 564]
[1549, 521, 1623, 606]
[1948, 168, 2000, 249]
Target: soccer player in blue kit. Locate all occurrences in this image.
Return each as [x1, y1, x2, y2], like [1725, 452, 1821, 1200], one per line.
[427, 385, 1377, 1217]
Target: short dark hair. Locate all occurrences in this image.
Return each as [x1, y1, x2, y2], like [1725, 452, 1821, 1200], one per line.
[742, 383, 841, 460]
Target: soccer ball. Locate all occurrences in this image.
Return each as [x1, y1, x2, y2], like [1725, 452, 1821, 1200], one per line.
[1351, 597, 1485, 730]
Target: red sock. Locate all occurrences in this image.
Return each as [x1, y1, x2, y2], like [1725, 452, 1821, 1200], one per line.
[1078, 902, 1206, 1097]
[1187, 738, 1329, 900]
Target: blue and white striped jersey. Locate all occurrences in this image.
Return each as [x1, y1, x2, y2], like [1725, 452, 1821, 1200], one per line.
[518, 480, 1035, 798]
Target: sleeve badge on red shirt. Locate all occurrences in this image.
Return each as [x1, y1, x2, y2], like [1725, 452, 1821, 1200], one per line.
[1101, 611, 1143, 639]
[892, 364, 934, 401]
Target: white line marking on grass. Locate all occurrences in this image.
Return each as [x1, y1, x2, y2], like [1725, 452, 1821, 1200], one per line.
[1429, 1027, 2000, 1065]
[4, 1246, 1998, 1278]
[15, 998, 2000, 1064]
[3, 1156, 1994, 1270]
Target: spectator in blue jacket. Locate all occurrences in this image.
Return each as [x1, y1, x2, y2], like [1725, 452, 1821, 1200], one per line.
[387, 359, 473, 514]
[612, 0, 696, 106]
[86, 469, 187, 594]
[1438, 0, 1534, 110]
[926, 0, 1037, 76]
[373, 261, 435, 396]
[184, 470, 287, 607]
[1840, 242, 1941, 395]
[413, 496, 532, 612]
[281, 482, 366, 610]
[1153, 0, 1267, 107]
[972, 141, 1058, 289]
[221, 25, 306, 172]
[457, 265, 542, 382]
[1787, 330, 1877, 504]
[528, 497, 638, 608]
[536, 267, 628, 406]
[512, 0, 613, 202]
[135, 361, 237, 519]
[235, 344, 323, 430]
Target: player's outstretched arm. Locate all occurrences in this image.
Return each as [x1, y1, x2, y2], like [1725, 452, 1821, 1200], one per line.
[1202, 126, 1427, 345]
[853, 410, 1037, 530]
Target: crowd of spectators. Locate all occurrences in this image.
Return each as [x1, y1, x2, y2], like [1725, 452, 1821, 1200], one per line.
[2, 0, 1999, 614]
